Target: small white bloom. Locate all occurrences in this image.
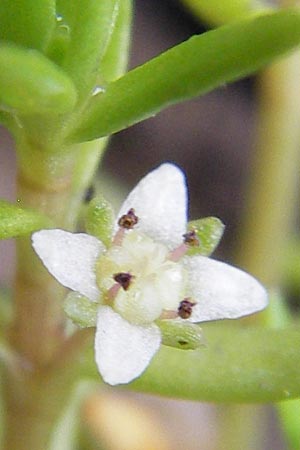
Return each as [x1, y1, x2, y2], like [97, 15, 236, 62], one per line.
[32, 163, 268, 385]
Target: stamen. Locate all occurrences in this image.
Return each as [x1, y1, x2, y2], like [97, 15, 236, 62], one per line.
[113, 272, 134, 291]
[178, 298, 196, 319]
[107, 283, 121, 301]
[159, 310, 178, 320]
[118, 208, 139, 229]
[112, 227, 125, 246]
[183, 229, 199, 247]
[168, 243, 188, 262]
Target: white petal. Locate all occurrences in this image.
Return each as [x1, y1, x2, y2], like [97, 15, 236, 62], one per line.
[117, 163, 187, 248]
[95, 306, 161, 385]
[32, 229, 104, 301]
[183, 256, 268, 322]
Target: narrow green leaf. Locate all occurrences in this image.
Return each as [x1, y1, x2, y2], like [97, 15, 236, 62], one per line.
[187, 217, 225, 256]
[129, 324, 300, 403]
[71, 9, 300, 142]
[180, 0, 269, 26]
[0, 43, 77, 114]
[0, 0, 55, 51]
[85, 196, 114, 247]
[0, 199, 51, 239]
[100, 0, 133, 83]
[157, 320, 205, 350]
[62, 0, 119, 101]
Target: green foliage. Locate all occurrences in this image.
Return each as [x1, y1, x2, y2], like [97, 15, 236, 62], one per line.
[187, 217, 225, 256]
[0, 0, 55, 51]
[70, 9, 300, 142]
[100, 0, 133, 83]
[61, 0, 119, 102]
[129, 324, 300, 403]
[181, 0, 269, 26]
[157, 319, 205, 350]
[0, 43, 77, 115]
[0, 199, 51, 239]
[85, 196, 115, 247]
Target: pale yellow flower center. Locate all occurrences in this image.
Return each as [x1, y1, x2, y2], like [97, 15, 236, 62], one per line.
[96, 231, 186, 325]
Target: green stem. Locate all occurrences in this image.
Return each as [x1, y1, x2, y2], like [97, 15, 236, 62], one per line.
[65, 138, 108, 228]
[3, 364, 79, 450]
[236, 49, 300, 286]
[224, 20, 300, 450]
[3, 136, 102, 450]
[9, 138, 75, 365]
[217, 405, 266, 450]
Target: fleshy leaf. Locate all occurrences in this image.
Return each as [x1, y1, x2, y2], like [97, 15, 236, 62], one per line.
[128, 324, 300, 403]
[0, 199, 51, 239]
[46, 15, 71, 66]
[187, 217, 225, 256]
[85, 196, 114, 247]
[64, 292, 98, 328]
[0, 0, 55, 51]
[62, 0, 119, 102]
[0, 43, 77, 115]
[100, 0, 133, 83]
[181, 0, 269, 26]
[157, 319, 205, 350]
[70, 9, 300, 142]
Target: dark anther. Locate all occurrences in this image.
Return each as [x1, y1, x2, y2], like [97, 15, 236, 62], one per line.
[84, 185, 95, 203]
[113, 272, 133, 290]
[178, 298, 196, 319]
[183, 230, 199, 247]
[118, 208, 139, 229]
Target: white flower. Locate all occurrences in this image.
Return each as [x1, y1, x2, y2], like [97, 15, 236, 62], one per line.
[32, 163, 268, 385]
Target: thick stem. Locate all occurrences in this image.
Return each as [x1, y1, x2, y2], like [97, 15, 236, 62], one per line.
[3, 137, 102, 449]
[217, 405, 266, 450]
[3, 364, 78, 450]
[236, 49, 300, 286]
[9, 139, 75, 365]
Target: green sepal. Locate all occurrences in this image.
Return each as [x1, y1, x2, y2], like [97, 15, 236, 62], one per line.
[187, 217, 225, 256]
[85, 196, 114, 247]
[157, 319, 205, 350]
[63, 292, 98, 328]
[0, 43, 77, 115]
[71, 9, 300, 142]
[0, 199, 52, 239]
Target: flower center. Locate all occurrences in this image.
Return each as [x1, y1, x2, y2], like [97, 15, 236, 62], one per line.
[96, 227, 187, 325]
